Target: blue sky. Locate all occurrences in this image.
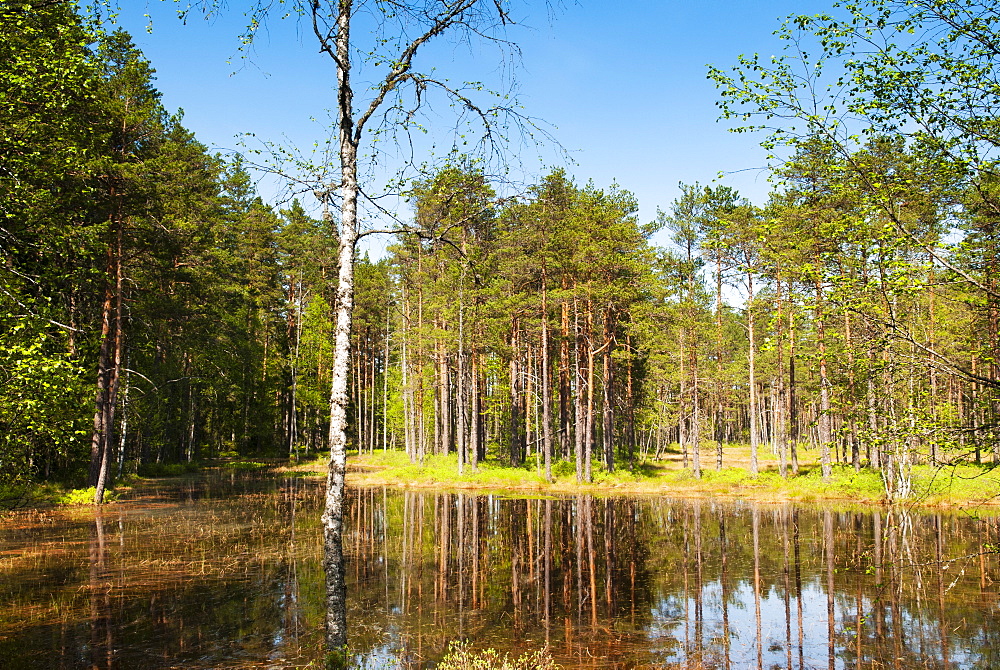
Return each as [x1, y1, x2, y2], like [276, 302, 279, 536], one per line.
[115, 0, 829, 252]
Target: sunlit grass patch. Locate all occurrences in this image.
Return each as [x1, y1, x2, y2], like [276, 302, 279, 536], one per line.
[700, 467, 754, 487]
[224, 460, 271, 471]
[912, 464, 1000, 505]
[364, 452, 552, 489]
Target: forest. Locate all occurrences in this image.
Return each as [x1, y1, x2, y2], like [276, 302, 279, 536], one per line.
[2, 0, 999, 508]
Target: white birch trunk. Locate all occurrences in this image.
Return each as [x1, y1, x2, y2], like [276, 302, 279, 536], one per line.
[322, 0, 355, 654]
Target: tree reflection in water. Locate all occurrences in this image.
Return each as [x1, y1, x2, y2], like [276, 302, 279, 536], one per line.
[343, 489, 1000, 669]
[3, 478, 1000, 669]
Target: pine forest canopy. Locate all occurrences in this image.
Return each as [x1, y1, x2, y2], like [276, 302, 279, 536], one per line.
[1, 0, 999, 516]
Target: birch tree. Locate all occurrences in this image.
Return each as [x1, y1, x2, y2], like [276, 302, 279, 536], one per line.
[310, 0, 537, 654]
[173, 0, 548, 654]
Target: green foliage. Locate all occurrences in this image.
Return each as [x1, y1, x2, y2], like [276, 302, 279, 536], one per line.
[55, 486, 119, 505]
[550, 459, 577, 479]
[0, 319, 90, 485]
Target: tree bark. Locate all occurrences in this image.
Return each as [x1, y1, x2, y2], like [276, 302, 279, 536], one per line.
[321, 0, 356, 653]
[747, 272, 759, 476]
[602, 305, 614, 473]
[92, 209, 124, 505]
[541, 268, 552, 481]
[815, 274, 832, 480]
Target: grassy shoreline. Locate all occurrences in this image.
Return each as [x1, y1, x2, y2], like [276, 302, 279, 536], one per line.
[280, 449, 1000, 510]
[9, 448, 1000, 511]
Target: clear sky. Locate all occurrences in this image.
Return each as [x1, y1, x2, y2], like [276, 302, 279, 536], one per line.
[114, 0, 829, 253]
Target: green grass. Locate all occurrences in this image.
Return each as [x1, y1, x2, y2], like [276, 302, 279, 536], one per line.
[224, 460, 272, 471]
[344, 449, 1000, 507]
[137, 461, 201, 477]
[911, 464, 1000, 504]
[356, 450, 552, 488]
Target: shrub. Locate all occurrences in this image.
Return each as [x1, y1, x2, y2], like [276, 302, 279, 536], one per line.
[551, 459, 576, 479]
[55, 486, 119, 505]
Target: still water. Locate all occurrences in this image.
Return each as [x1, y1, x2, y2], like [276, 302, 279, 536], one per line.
[1, 473, 999, 669]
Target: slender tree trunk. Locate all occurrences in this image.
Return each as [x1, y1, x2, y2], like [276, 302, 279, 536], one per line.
[679, 319, 688, 470]
[471, 349, 480, 471]
[93, 210, 124, 505]
[322, 3, 356, 651]
[602, 305, 614, 474]
[402, 285, 414, 462]
[584, 300, 595, 483]
[690, 334, 700, 479]
[776, 278, 788, 478]
[789, 306, 799, 475]
[715, 252, 725, 471]
[382, 299, 390, 452]
[574, 296, 584, 483]
[117, 362, 130, 479]
[457, 267, 466, 475]
[509, 320, 523, 466]
[626, 333, 636, 469]
[541, 269, 552, 481]
[844, 306, 860, 471]
[560, 283, 571, 461]
[747, 272, 759, 475]
[815, 275, 832, 480]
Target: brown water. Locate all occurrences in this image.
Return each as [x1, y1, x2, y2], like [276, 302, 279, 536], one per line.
[1, 473, 999, 669]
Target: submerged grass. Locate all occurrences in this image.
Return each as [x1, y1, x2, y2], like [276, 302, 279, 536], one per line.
[436, 641, 560, 670]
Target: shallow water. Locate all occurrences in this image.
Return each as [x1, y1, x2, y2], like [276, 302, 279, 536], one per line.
[2, 473, 999, 669]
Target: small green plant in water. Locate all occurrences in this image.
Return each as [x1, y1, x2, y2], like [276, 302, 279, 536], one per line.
[437, 641, 560, 670]
[323, 645, 350, 670]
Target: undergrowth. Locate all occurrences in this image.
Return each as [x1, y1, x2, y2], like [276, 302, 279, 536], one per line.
[137, 461, 201, 477]
[55, 486, 121, 505]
